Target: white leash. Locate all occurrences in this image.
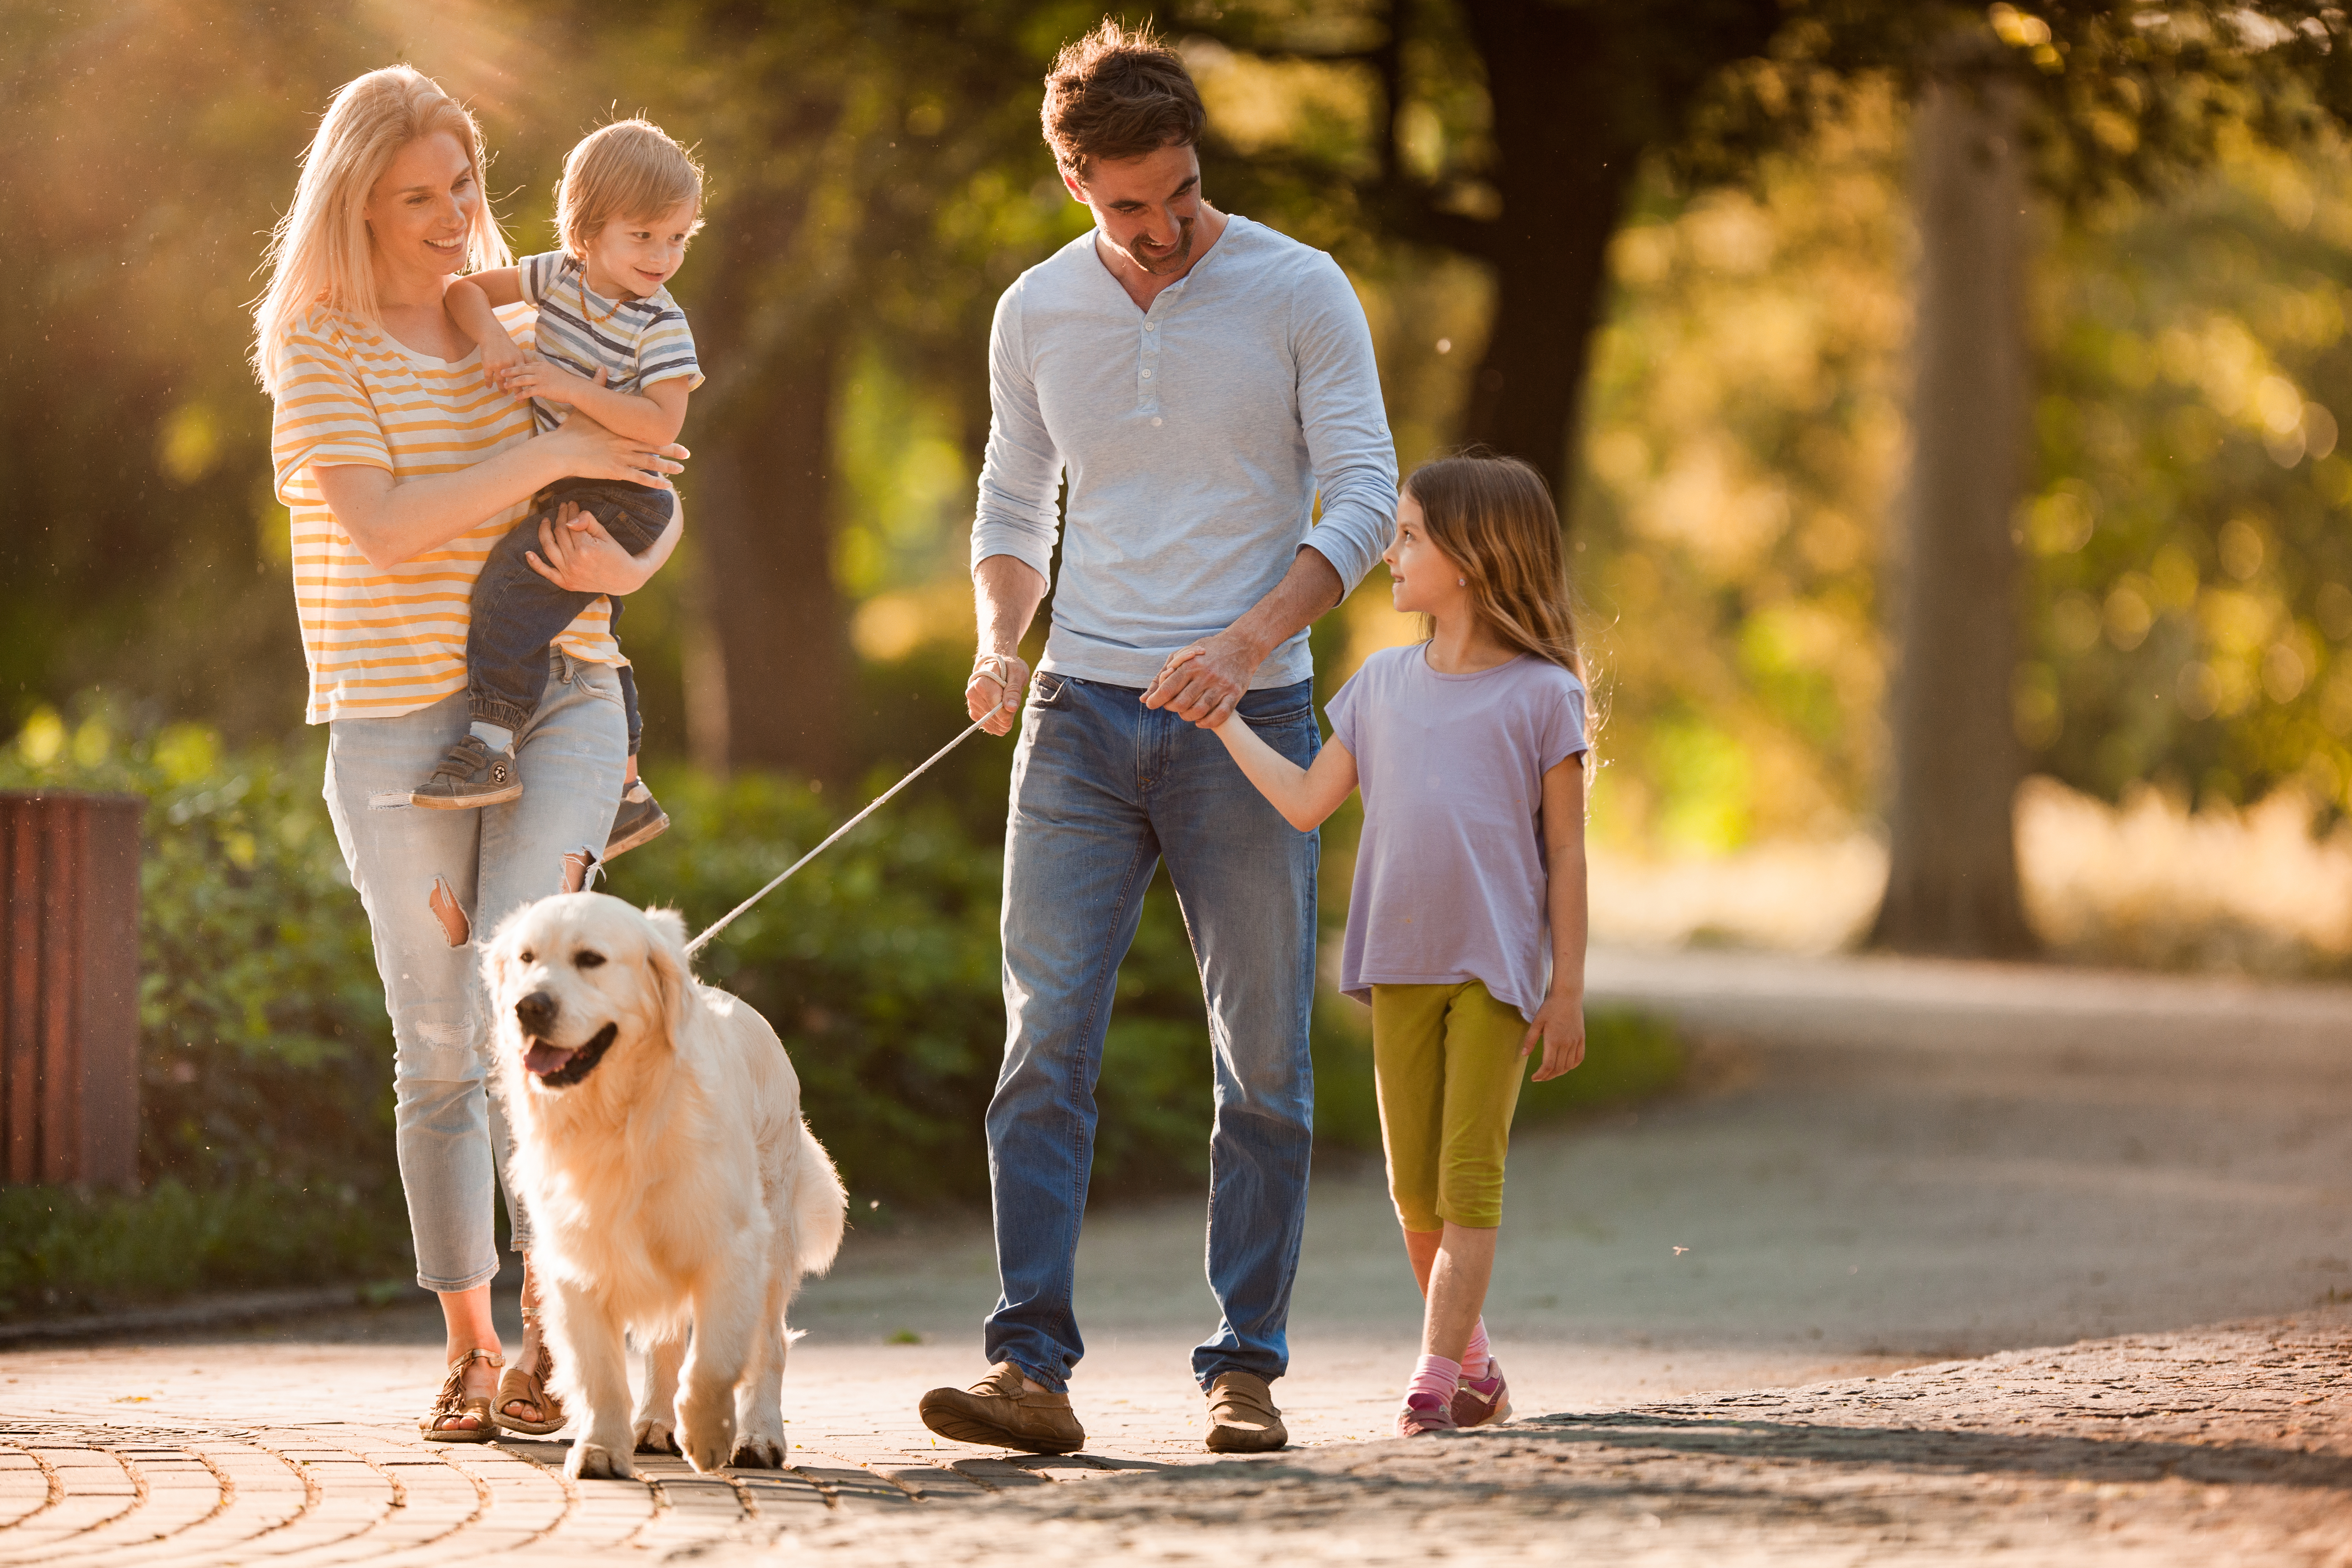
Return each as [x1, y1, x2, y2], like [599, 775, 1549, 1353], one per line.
[683, 693, 1012, 959]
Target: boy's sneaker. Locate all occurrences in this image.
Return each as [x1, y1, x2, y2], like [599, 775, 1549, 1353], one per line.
[1451, 1359, 1512, 1428]
[1396, 1391, 1458, 1438]
[603, 782, 670, 861]
[410, 736, 522, 809]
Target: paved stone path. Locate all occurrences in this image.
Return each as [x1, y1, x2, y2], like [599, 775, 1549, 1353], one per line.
[3, 1310, 2345, 1563]
[5, 948, 2348, 1561]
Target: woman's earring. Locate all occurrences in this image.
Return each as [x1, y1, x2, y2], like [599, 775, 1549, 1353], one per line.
[1457, 576, 1467, 586]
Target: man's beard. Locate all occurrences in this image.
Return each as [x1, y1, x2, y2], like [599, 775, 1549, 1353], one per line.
[1127, 217, 1195, 275]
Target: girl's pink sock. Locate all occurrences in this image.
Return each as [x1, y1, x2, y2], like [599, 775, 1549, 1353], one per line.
[1462, 1320, 1492, 1382]
[1406, 1353, 1461, 1407]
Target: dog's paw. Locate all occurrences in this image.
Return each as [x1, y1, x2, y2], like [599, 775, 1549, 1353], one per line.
[730, 1430, 787, 1469]
[677, 1412, 737, 1475]
[567, 1441, 638, 1481]
[632, 1417, 679, 1455]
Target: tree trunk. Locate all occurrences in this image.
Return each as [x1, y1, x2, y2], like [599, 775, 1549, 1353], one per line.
[1453, 0, 1643, 499]
[1870, 71, 2037, 956]
[695, 329, 850, 780]
[682, 165, 853, 782]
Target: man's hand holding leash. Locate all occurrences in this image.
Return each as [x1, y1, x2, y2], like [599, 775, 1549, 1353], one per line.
[968, 651, 1031, 736]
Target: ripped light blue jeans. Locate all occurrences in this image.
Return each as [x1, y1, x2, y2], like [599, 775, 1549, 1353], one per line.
[323, 650, 627, 1292]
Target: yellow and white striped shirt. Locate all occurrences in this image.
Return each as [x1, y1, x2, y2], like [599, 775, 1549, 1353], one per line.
[270, 307, 620, 724]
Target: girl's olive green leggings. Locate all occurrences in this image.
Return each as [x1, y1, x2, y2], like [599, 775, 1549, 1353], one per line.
[1370, 979, 1530, 1231]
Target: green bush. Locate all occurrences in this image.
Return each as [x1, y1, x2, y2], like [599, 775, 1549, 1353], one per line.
[2, 716, 397, 1198]
[2, 708, 1683, 1312]
[0, 1180, 410, 1317]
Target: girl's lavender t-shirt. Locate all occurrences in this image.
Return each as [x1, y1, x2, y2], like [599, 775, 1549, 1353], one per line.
[1325, 645, 1589, 1021]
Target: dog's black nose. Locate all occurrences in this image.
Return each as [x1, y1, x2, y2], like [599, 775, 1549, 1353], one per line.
[514, 990, 558, 1035]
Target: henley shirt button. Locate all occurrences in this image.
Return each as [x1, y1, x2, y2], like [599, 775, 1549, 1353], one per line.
[1151, 416, 1163, 427]
[1141, 369, 1153, 379]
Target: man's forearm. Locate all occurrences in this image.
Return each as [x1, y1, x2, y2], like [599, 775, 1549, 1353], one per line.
[1224, 546, 1345, 665]
[975, 553, 1049, 658]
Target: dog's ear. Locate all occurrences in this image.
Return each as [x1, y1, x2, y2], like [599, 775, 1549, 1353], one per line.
[642, 906, 693, 1043]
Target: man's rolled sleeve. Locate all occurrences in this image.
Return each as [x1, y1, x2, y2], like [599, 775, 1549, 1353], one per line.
[970, 285, 1064, 580]
[1292, 257, 1399, 593]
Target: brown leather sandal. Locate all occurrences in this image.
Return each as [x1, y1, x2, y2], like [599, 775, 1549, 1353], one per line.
[495, 1307, 566, 1436]
[419, 1347, 503, 1443]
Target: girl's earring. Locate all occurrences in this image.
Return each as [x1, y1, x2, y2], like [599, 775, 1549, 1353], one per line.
[1457, 576, 1467, 587]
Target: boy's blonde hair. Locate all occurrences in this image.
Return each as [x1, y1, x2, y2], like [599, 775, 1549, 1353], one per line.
[555, 119, 704, 257]
[1403, 452, 1587, 682]
[251, 65, 510, 393]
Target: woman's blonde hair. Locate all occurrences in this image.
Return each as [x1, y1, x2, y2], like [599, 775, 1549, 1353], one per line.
[250, 65, 509, 393]
[555, 119, 704, 258]
[1403, 452, 1587, 681]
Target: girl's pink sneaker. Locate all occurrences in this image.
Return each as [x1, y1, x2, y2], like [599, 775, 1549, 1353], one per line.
[1451, 1358, 1512, 1427]
[1396, 1391, 1458, 1437]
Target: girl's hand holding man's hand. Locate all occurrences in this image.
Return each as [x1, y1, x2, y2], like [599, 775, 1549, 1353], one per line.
[1521, 992, 1587, 1082]
[1144, 637, 1253, 727]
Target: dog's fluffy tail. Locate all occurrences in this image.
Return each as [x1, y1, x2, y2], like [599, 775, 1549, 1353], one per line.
[790, 1120, 848, 1278]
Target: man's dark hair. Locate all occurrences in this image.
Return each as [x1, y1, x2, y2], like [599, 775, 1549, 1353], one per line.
[1041, 19, 1205, 181]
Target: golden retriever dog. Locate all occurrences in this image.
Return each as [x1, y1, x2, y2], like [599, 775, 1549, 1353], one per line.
[485, 892, 846, 1479]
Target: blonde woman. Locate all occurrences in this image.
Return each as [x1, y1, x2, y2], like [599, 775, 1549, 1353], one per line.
[254, 65, 688, 1440]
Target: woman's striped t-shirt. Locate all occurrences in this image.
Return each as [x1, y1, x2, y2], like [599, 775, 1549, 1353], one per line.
[270, 308, 621, 725]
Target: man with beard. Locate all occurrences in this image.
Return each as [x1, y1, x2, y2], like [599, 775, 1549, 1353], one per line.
[918, 19, 1397, 1456]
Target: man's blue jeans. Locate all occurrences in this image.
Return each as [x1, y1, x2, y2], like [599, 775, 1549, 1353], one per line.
[985, 672, 1320, 1394]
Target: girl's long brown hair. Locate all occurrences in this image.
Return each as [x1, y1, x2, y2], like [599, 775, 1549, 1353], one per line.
[1404, 452, 1586, 682]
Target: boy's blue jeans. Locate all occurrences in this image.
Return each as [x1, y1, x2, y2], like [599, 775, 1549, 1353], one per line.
[467, 477, 669, 755]
[985, 672, 1320, 1394]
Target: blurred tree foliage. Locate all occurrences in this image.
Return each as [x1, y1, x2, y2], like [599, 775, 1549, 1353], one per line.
[10, 0, 2352, 867]
[0, 707, 1680, 1301]
[2027, 117, 2352, 812]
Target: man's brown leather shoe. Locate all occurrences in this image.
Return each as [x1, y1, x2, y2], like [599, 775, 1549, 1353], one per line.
[918, 1362, 1085, 1455]
[1204, 1369, 1288, 1452]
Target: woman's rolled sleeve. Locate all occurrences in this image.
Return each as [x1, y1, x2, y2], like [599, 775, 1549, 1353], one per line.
[270, 322, 392, 504]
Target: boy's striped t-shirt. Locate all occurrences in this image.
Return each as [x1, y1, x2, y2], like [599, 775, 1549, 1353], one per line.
[270, 307, 621, 725]
[517, 251, 703, 434]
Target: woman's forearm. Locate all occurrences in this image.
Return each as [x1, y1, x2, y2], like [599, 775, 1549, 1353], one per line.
[316, 441, 565, 569]
[600, 504, 682, 593]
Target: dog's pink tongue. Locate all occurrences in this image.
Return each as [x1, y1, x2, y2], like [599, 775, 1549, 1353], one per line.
[525, 1041, 576, 1076]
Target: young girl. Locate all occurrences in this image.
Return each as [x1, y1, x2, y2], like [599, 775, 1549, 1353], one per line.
[1200, 452, 1590, 1436]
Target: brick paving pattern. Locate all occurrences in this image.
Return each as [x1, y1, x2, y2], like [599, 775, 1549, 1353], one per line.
[9, 948, 2348, 1561]
[3, 1309, 2346, 1564]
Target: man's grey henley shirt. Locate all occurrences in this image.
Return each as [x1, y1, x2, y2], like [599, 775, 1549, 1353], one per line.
[970, 215, 1398, 691]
